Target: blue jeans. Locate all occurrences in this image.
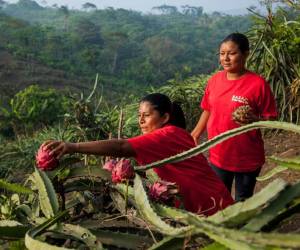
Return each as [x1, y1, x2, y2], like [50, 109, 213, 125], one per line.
[210, 164, 261, 202]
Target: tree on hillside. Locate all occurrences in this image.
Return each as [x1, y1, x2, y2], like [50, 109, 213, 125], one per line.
[106, 32, 128, 74]
[181, 5, 203, 17]
[144, 36, 183, 76]
[0, 0, 7, 9]
[59, 5, 69, 32]
[82, 2, 97, 11]
[72, 18, 103, 46]
[152, 5, 179, 15]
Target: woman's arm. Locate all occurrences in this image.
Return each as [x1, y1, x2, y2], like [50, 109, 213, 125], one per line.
[191, 110, 210, 145]
[42, 139, 136, 159]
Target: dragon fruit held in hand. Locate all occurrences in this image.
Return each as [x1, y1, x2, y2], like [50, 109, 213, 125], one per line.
[111, 159, 135, 183]
[103, 159, 117, 172]
[149, 181, 178, 202]
[36, 146, 58, 171]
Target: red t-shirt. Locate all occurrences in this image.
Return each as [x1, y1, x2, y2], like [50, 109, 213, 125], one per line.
[201, 70, 277, 172]
[127, 125, 234, 216]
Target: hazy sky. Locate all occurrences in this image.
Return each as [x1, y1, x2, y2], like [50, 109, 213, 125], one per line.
[6, 0, 261, 13]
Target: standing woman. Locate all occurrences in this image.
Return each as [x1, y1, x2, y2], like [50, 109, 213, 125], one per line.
[43, 93, 234, 216]
[191, 33, 277, 201]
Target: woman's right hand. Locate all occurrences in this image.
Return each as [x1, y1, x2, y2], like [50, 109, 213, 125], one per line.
[41, 140, 75, 159]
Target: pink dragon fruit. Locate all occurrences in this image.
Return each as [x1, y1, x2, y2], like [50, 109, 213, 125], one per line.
[35, 146, 58, 171]
[103, 159, 117, 172]
[111, 159, 135, 183]
[149, 181, 178, 202]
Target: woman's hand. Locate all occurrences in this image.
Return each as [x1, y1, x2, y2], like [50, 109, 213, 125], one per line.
[191, 131, 200, 146]
[232, 105, 259, 125]
[41, 140, 75, 159]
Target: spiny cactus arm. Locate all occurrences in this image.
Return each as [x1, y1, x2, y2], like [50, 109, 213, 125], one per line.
[201, 242, 229, 250]
[146, 169, 160, 183]
[207, 179, 287, 227]
[133, 174, 194, 236]
[61, 224, 103, 249]
[25, 210, 71, 250]
[243, 181, 300, 232]
[0, 220, 29, 240]
[137, 121, 300, 171]
[148, 236, 186, 250]
[66, 165, 111, 181]
[0, 179, 33, 194]
[33, 168, 59, 218]
[91, 228, 154, 249]
[198, 221, 300, 249]
[152, 203, 203, 225]
[257, 156, 300, 181]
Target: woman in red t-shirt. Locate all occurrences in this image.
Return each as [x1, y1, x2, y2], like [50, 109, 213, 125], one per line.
[191, 33, 277, 201]
[43, 93, 233, 216]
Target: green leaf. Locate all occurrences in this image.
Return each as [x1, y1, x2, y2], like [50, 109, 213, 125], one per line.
[33, 168, 59, 218]
[0, 179, 33, 194]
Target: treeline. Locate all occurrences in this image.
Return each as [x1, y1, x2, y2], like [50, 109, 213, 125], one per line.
[0, 0, 251, 90]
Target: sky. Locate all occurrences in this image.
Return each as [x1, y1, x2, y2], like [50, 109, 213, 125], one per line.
[5, 0, 261, 13]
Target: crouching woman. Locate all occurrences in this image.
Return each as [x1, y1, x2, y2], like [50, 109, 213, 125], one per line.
[42, 93, 234, 216]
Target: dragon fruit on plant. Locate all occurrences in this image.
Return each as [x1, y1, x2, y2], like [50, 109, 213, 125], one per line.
[103, 159, 117, 172]
[35, 146, 58, 171]
[149, 181, 178, 202]
[111, 159, 135, 183]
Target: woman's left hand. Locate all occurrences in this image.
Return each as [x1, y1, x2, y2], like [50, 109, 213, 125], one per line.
[41, 140, 75, 159]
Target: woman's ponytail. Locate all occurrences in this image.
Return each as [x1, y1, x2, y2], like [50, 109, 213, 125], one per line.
[170, 102, 186, 129]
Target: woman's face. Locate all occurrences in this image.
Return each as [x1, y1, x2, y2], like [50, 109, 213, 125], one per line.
[219, 41, 248, 73]
[138, 101, 169, 134]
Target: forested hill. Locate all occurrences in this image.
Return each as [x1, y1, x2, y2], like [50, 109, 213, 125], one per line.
[0, 0, 251, 101]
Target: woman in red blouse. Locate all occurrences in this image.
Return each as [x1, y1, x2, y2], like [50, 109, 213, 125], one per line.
[191, 33, 277, 201]
[43, 93, 233, 216]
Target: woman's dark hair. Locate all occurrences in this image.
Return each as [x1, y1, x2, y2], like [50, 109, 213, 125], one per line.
[220, 33, 249, 54]
[141, 93, 186, 129]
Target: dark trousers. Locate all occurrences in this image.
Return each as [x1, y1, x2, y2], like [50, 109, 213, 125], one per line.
[210, 164, 261, 202]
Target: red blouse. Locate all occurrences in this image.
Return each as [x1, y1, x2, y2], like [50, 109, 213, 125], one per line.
[127, 125, 234, 216]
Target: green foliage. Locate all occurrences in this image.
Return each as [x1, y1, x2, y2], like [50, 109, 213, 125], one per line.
[0, 2, 251, 89]
[247, 1, 300, 122]
[31, 168, 59, 218]
[0, 85, 69, 136]
[0, 179, 33, 194]
[1, 120, 300, 248]
[155, 74, 209, 130]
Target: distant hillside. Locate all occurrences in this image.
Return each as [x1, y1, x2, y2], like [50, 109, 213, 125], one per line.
[0, 50, 90, 103]
[0, 0, 252, 103]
